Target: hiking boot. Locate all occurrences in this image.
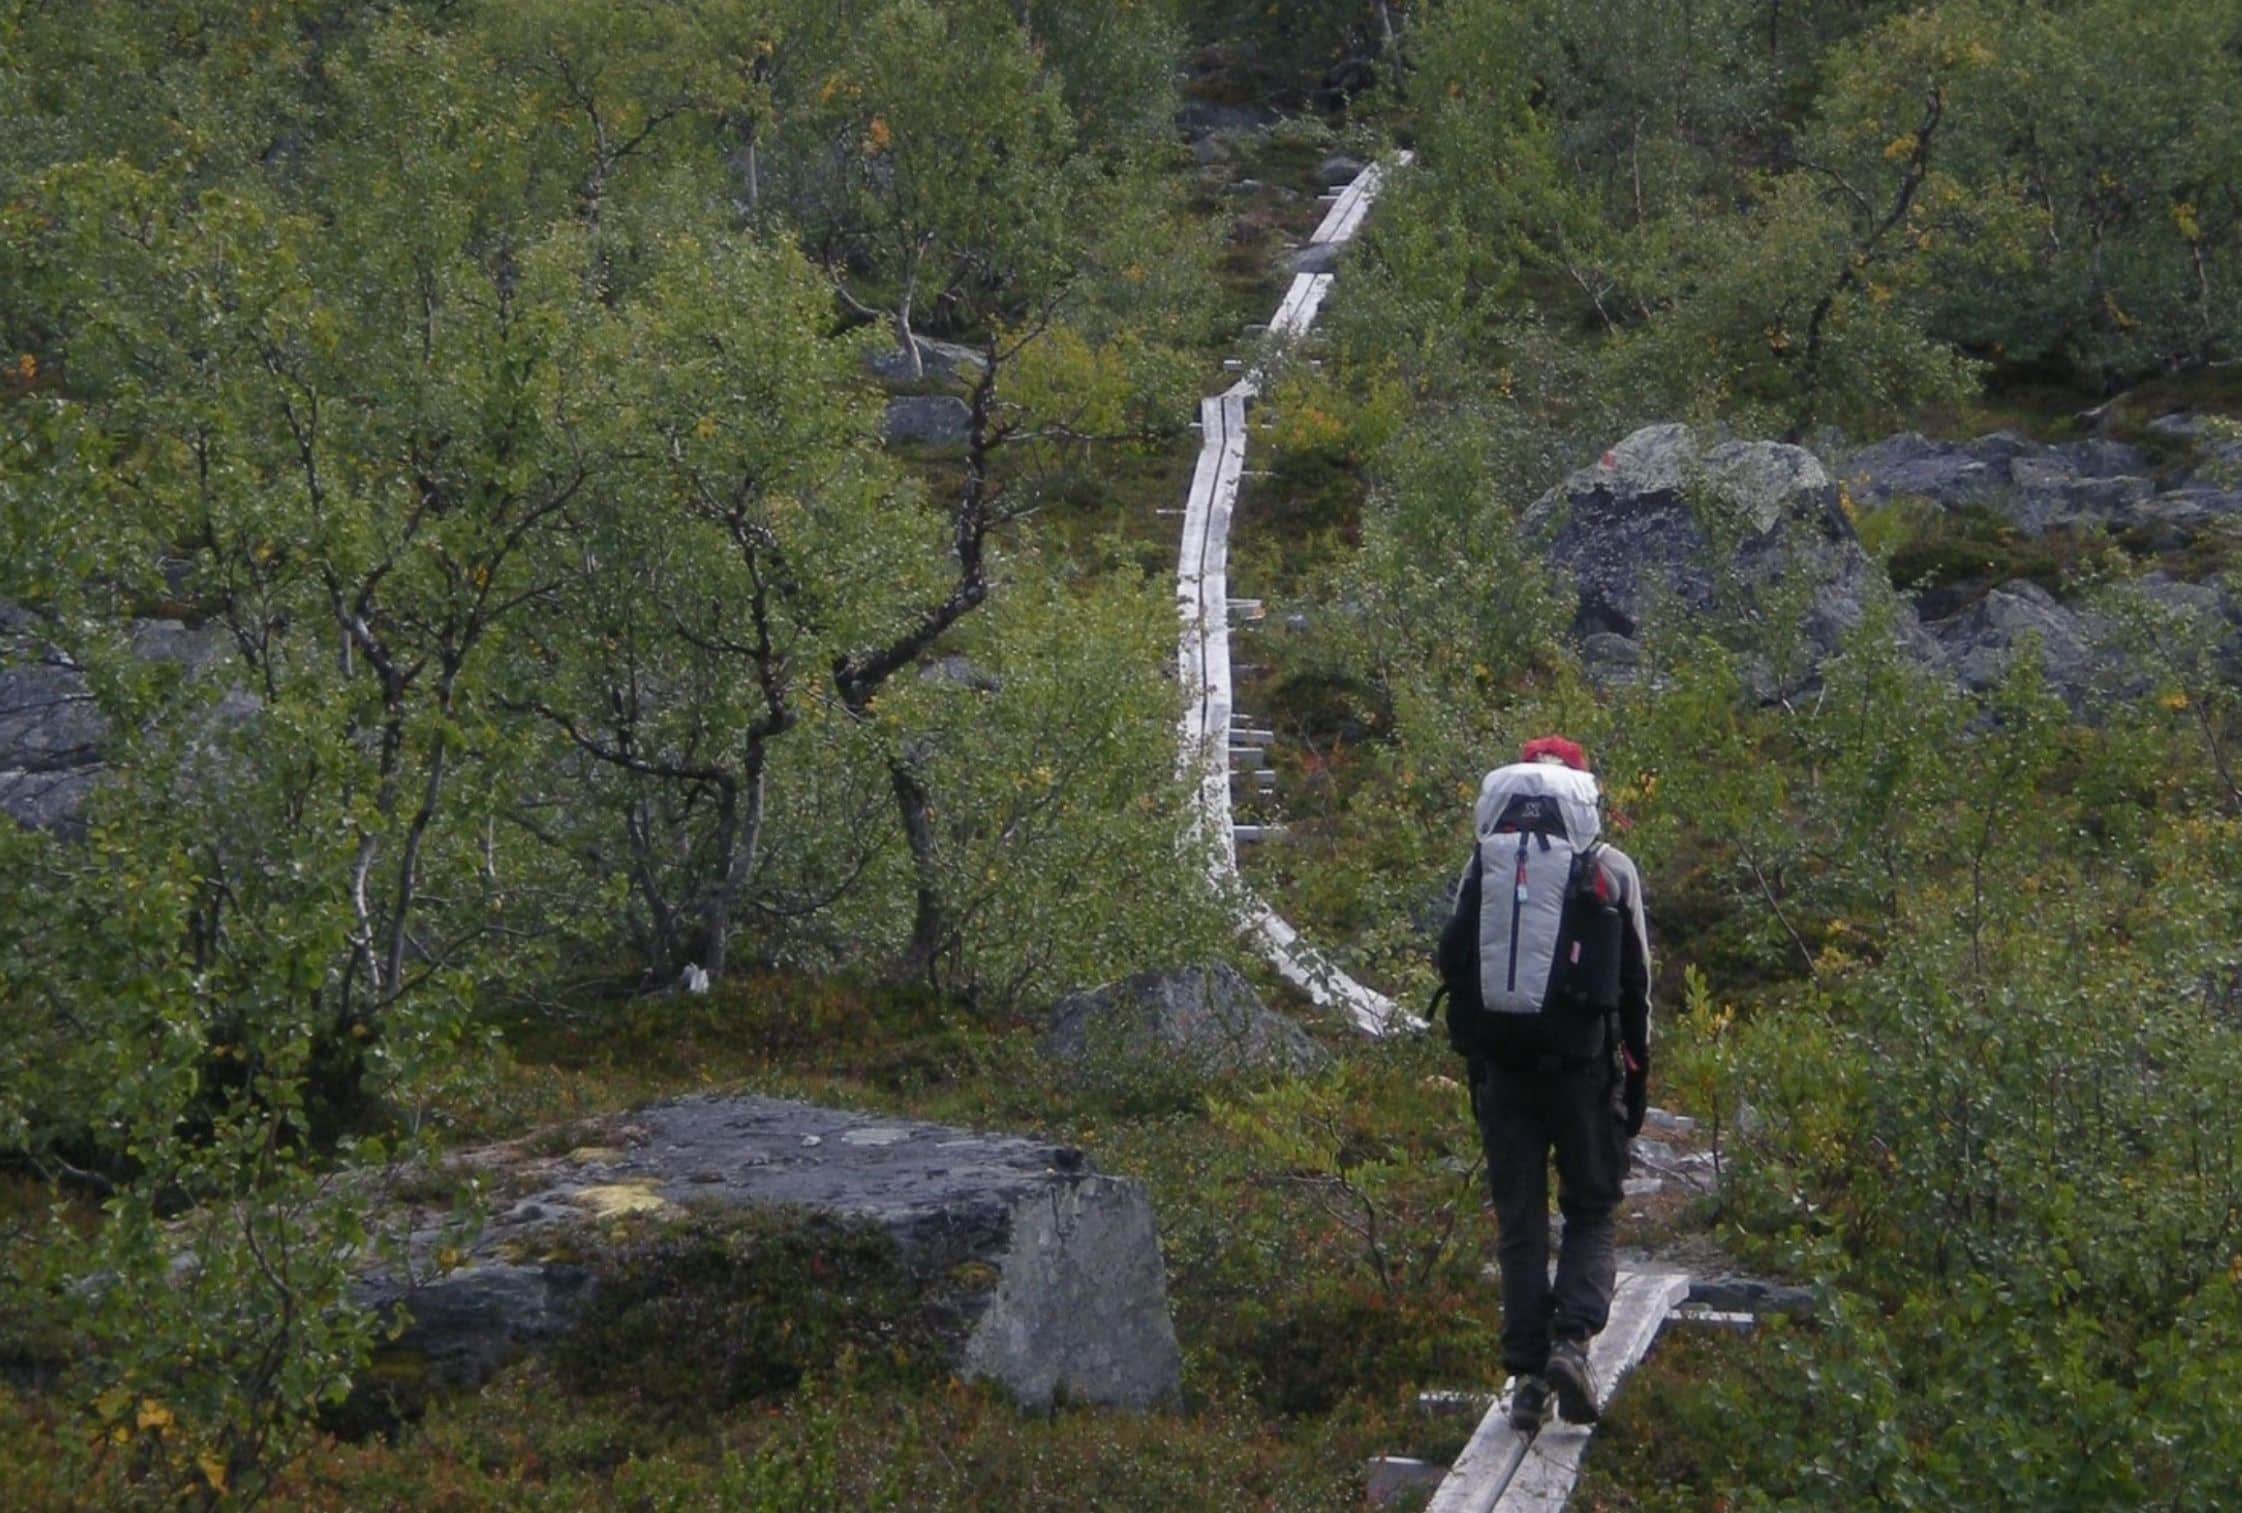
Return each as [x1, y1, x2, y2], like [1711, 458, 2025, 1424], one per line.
[1507, 1374, 1552, 1435]
[1546, 1338, 1601, 1424]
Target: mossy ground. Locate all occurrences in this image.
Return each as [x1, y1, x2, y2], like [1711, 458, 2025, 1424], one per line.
[15, 967, 1597, 1511]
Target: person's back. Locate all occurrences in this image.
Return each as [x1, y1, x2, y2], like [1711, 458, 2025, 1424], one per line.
[1435, 736, 1652, 1432]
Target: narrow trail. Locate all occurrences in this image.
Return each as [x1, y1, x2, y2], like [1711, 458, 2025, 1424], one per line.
[1172, 157, 1418, 1038]
[1173, 152, 1730, 1510]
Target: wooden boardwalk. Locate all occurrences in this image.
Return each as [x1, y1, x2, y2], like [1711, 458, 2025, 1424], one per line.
[1173, 157, 1417, 1037]
[1420, 1270, 1694, 1513]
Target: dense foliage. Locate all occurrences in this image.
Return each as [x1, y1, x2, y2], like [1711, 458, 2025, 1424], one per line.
[1362, 0, 2242, 436]
[0, 0, 1227, 1500]
[4, 0, 2241, 1508]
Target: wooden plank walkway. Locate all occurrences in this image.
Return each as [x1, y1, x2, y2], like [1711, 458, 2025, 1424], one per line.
[1172, 155, 1416, 1037]
[1423, 1270, 1694, 1513]
[1309, 159, 1397, 246]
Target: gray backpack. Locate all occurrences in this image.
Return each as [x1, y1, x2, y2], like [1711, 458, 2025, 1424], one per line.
[1473, 761, 1622, 1018]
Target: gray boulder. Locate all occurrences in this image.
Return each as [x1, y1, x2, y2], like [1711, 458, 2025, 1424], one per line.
[2004, 463, 2155, 536]
[1928, 580, 2101, 703]
[1839, 431, 2017, 508]
[129, 617, 231, 674]
[1317, 154, 1366, 187]
[1044, 963, 1327, 1075]
[1580, 630, 1650, 689]
[2191, 436, 2242, 488]
[0, 613, 237, 835]
[1289, 240, 1344, 276]
[2148, 412, 2221, 442]
[1841, 429, 2199, 539]
[361, 1095, 1182, 1412]
[2143, 412, 2242, 470]
[1527, 424, 1929, 674]
[1841, 428, 2137, 496]
[1175, 100, 1276, 142]
[882, 394, 973, 452]
[2119, 571, 2242, 677]
[2047, 437, 2151, 478]
[865, 336, 988, 393]
[357, 1264, 595, 1392]
[2123, 486, 2242, 550]
[0, 656, 106, 778]
[2133, 570, 2234, 620]
[0, 765, 101, 835]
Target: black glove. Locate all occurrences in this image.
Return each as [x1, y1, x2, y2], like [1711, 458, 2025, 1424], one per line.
[1623, 1064, 1648, 1138]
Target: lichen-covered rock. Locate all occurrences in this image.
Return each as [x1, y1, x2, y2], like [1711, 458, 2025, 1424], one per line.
[1835, 427, 2242, 545]
[360, 1095, 1182, 1413]
[1043, 962, 1328, 1075]
[882, 394, 972, 452]
[0, 612, 242, 836]
[2123, 486, 2242, 549]
[1839, 431, 2019, 507]
[1928, 580, 2101, 702]
[1526, 424, 1930, 675]
[865, 336, 988, 393]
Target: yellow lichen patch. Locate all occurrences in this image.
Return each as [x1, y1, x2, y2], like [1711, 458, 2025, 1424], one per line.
[566, 1146, 624, 1165]
[572, 1182, 669, 1218]
[950, 1260, 1000, 1291]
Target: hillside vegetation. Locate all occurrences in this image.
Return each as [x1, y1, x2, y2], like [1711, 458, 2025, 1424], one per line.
[3, 1, 2240, 1508]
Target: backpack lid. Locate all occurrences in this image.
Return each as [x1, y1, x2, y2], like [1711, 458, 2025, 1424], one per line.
[1475, 761, 1601, 852]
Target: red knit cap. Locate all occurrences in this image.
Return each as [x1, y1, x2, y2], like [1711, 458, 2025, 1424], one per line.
[1520, 735, 1590, 771]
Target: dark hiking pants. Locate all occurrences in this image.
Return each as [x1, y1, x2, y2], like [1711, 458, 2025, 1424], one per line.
[1472, 1054, 1629, 1377]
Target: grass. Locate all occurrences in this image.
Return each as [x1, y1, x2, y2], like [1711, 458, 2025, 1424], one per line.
[3, 952, 1606, 1507]
[52, 962, 1583, 1510]
[1564, 1324, 1794, 1511]
[266, 1360, 1371, 1510]
[1854, 499, 2114, 608]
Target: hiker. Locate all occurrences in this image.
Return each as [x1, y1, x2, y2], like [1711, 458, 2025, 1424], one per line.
[1436, 736, 1652, 1434]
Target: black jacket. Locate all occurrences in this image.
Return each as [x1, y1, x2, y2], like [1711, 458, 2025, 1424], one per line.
[1438, 842, 1652, 1072]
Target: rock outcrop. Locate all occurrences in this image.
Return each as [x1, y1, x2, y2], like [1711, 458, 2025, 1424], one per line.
[0, 612, 244, 836]
[1926, 579, 2103, 703]
[865, 335, 988, 393]
[1175, 100, 1276, 143]
[882, 394, 973, 452]
[1317, 154, 1366, 187]
[0, 645, 106, 833]
[1536, 420, 2242, 706]
[1043, 963, 1328, 1075]
[1837, 427, 2241, 543]
[1527, 423, 1931, 684]
[361, 1095, 1182, 1413]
